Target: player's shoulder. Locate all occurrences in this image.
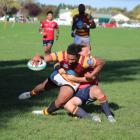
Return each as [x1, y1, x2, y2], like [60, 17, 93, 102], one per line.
[79, 56, 96, 68]
[53, 20, 58, 25]
[40, 20, 46, 24]
[85, 13, 92, 19]
[56, 51, 67, 61]
[73, 14, 79, 19]
[52, 20, 57, 23]
[41, 19, 46, 22]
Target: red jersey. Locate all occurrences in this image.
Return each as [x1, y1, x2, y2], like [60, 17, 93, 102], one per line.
[41, 20, 58, 40]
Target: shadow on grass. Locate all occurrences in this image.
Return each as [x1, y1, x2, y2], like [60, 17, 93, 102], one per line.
[101, 59, 140, 82]
[0, 59, 140, 128]
[82, 102, 120, 116]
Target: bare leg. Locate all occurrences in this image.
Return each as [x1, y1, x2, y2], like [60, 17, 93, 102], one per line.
[64, 97, 82, 113]
[46, 86, 74, 114]
[18, 78, 52, 100]
[44, 44, 52, 55]
[89, 85, 116, 122]
[64, 96, 101, 122]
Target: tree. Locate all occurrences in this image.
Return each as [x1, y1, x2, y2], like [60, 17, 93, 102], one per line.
[23, 2, 41, 17]
[0, 0, 21, 15]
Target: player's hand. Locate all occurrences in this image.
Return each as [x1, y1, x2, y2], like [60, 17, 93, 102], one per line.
[56, 35, 59, 40]
[67, 75, 76, 81]
[71, 32, 75, 37]
[58, 68, 66, 75]
[84, 72, 95, 80]
[40, 31, 43, 35]
[83, 23, 90, 29]
[40, 32, 47, 38]
[32, 54, 42, 66]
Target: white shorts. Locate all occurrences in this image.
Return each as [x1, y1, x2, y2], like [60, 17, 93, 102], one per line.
[50, 71, 80, 92]
[74, 35, 90, 45]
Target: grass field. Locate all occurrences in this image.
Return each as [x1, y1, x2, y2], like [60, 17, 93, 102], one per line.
[0, 23, 140, 140]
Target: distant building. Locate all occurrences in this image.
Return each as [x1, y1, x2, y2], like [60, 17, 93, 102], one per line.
[111, 13, 130, 22]
[57, 8, 72, 25]
[92, 13, 112, 24]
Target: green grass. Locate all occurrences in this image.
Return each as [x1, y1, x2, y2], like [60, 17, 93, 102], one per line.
[0, 23, 140, 140]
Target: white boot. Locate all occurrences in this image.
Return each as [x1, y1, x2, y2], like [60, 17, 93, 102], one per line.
[107, 115, 116, 123]
[92, 115, 101, 123]
[32, 110, 44, 115]
[18, 92, 31, 100]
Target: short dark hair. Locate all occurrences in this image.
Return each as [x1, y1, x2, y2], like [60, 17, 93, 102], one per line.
[47, 11, 53, 15]
[78, 4, 85, 10]
[67, 43, 83, 55]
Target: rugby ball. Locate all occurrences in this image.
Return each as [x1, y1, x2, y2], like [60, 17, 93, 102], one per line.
[27, 59, 46, 71]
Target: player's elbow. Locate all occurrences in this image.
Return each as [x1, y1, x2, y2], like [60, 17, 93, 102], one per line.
[100, 59, 105, 67]
[96, 58, 105, 68]
[90, 23, 96, 29]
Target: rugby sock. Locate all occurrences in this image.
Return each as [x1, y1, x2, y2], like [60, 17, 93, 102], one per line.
[75, 107, 92, 119]
[101, 102, 112, 117]
[43, 108, 49, 115]
[47, 101, 59, 114]
[30, 90, 36, 96]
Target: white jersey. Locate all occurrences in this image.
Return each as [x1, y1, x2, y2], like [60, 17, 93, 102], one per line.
[50, 71, 79, 91]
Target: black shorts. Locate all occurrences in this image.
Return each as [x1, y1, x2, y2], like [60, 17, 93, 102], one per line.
[75, 86, 92, 104]
[44, 77, 58, 90]
[43, 40, 54, 46]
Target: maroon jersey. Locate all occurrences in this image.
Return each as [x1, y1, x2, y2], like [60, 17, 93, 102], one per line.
[72, 13, 95, 36]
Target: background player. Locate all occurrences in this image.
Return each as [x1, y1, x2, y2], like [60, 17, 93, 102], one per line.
[39, 11, 59, 55]
[71, 4, 96, 45]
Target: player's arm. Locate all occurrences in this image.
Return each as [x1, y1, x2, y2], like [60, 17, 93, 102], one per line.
[67, 75, 92, 83]
[32, 52, 59, 63]
[71, 16, 76, 37]
[84, 57, 105, 79]
[55, 28, 59, 40]
[39, 21, 43, 34]
[55, 23, 59, 40]
[89, 15, 96, 29]
[44, 52, 58, 62]
[72, 16, 76, 31]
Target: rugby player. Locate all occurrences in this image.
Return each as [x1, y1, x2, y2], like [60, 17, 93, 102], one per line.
[32, 45, 116, 123]
[63, 77, 116, 123]
[19, 44, 104, 122]
[71, 4, 96, 45]
[39, 11, 59, 55]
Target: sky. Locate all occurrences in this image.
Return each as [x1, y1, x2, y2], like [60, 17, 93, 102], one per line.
[37, 0, 140, 11]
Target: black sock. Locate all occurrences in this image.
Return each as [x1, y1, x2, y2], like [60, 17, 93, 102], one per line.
[75, 107, 92, 119]
[101, 102, 112, 117]
[47, 101, 59, 114]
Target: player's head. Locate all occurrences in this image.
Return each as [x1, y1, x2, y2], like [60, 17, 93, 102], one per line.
[46, 11, 53, 21]
[79, 42, 91, 56]
[78, 4, 85, 15]
[67, 43, 83, 66]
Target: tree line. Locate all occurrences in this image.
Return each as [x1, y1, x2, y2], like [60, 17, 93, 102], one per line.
[0, 0, 140, 21]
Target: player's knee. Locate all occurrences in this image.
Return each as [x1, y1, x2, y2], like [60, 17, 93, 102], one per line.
[64, 101, 73, 111]
[90, 86, 103, 97]
[72, 97, 82, 106]
[98, 95, 107, 103]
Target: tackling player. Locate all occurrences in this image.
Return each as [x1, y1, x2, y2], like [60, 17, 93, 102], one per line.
[19, 43, 104, 122]
[31, 44, 116, 123]
[39, 11, 59, 55]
